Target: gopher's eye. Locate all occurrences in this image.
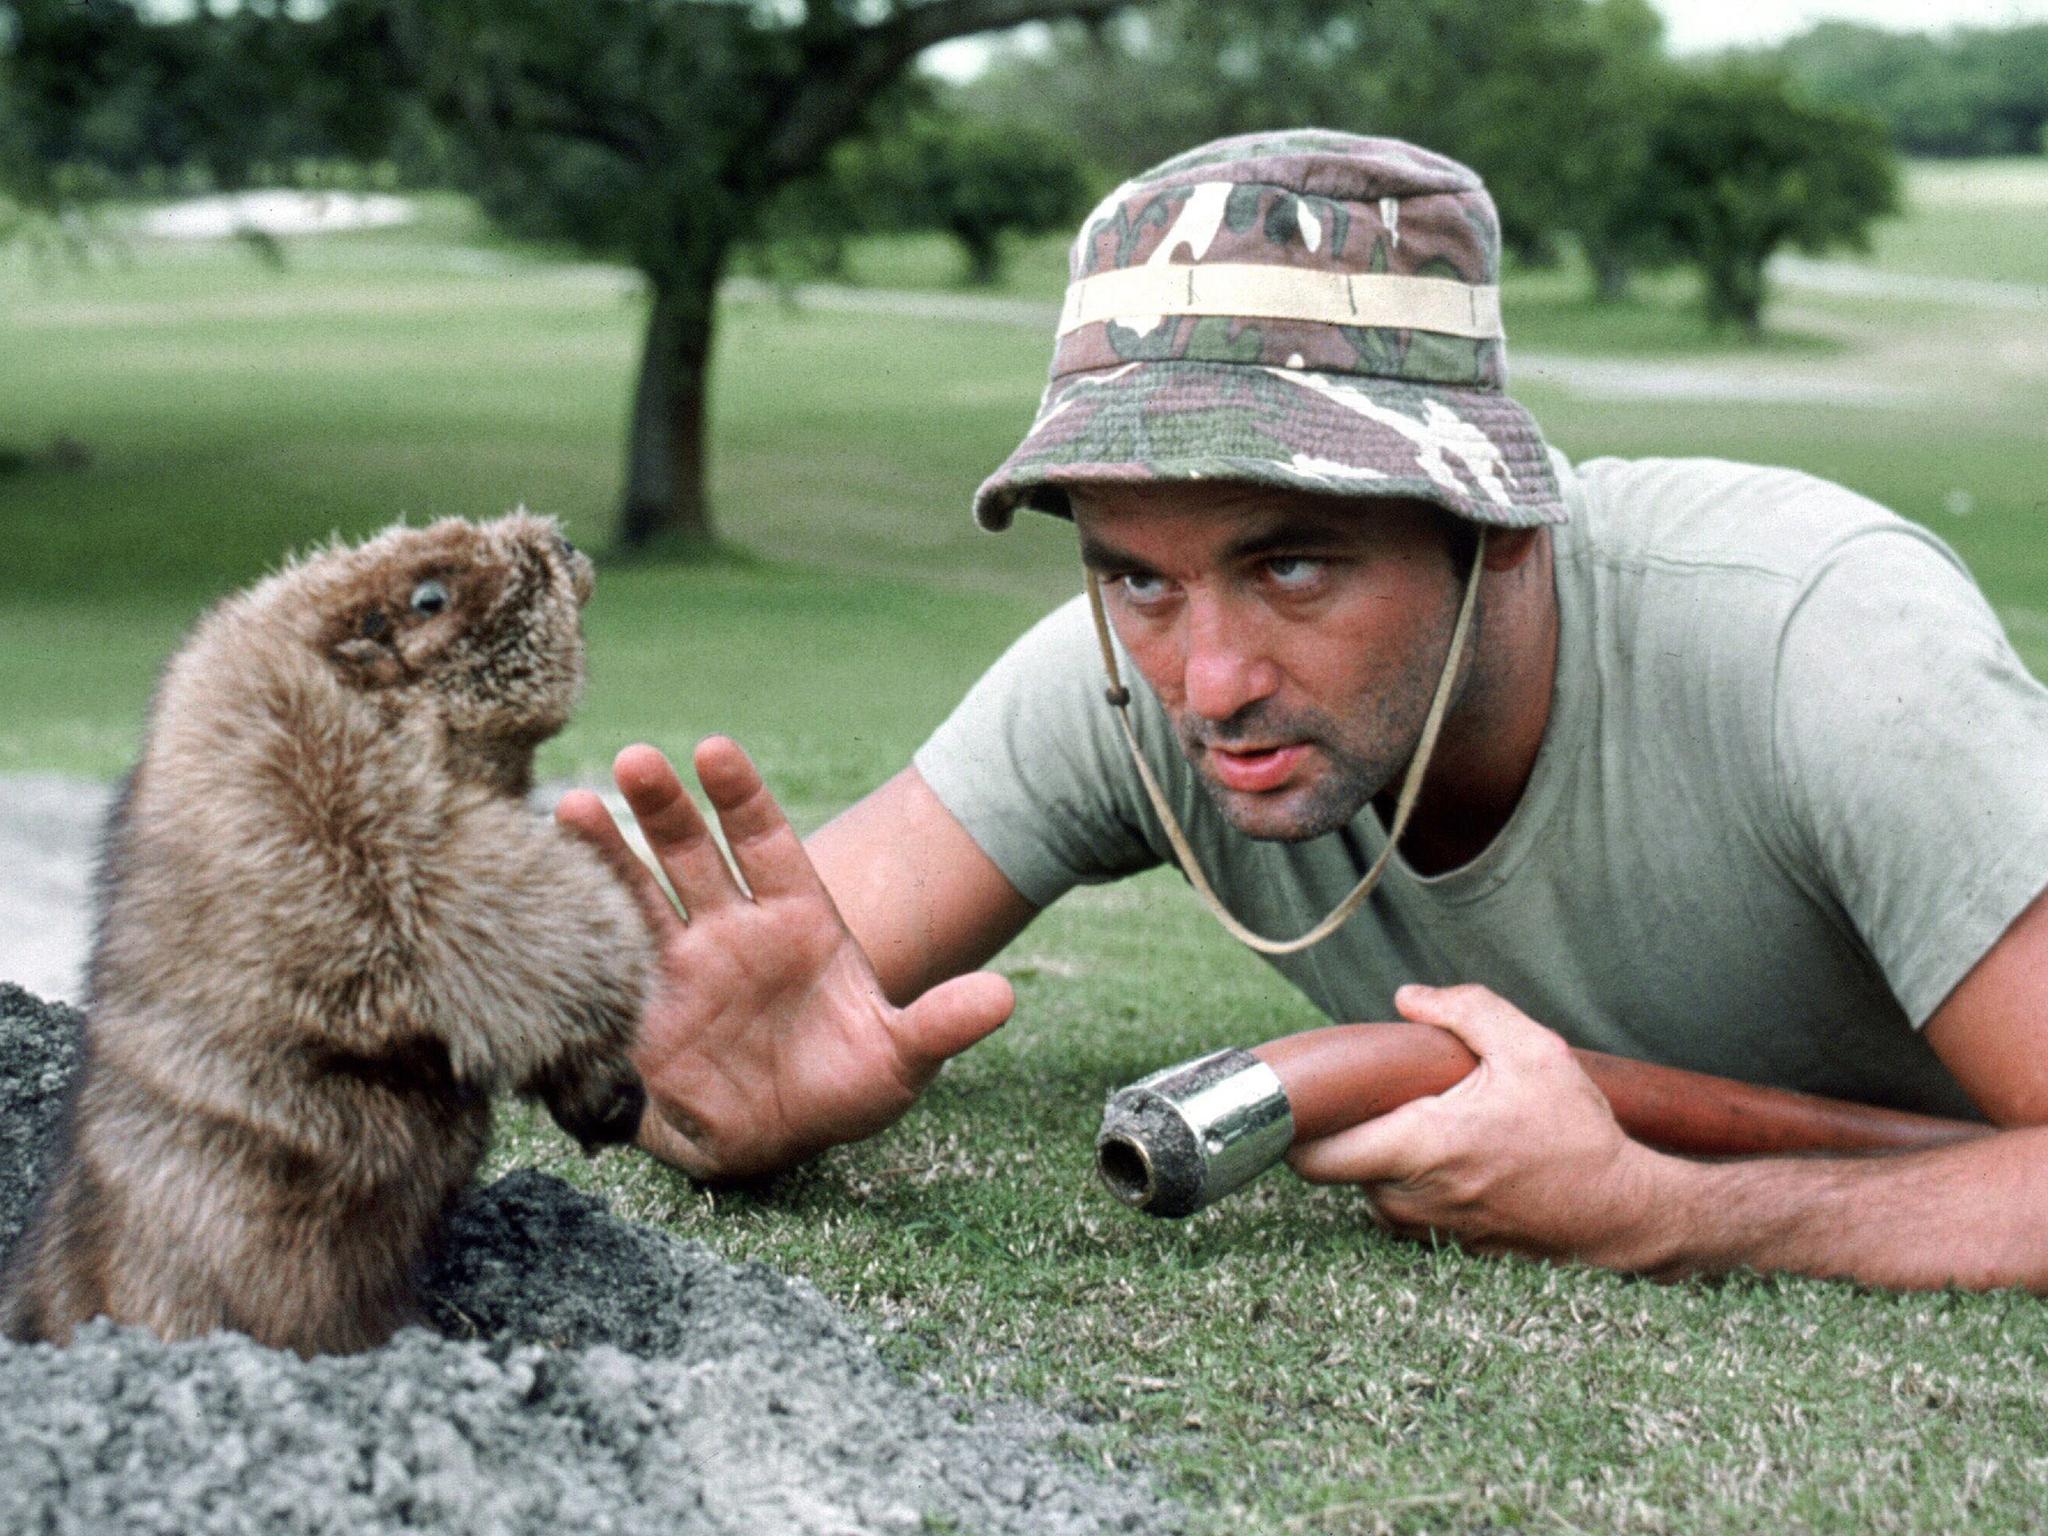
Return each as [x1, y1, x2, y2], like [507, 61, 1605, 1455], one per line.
[409, 579, 451, 616]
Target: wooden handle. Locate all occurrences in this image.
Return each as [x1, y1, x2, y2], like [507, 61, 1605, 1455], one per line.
[1253, 1022, 1990, 1157]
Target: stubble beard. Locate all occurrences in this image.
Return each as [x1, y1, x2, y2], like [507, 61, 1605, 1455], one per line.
[1175, 595, 1472, 844]
[1178, 698, 1419, 843]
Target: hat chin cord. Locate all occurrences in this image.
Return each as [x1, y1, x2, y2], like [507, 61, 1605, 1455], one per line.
[1081, 527, 1487, 957]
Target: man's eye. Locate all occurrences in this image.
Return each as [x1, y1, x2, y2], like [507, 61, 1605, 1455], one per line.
[1264, 557, 1325, 589]
[1117, 573, 1172, 605]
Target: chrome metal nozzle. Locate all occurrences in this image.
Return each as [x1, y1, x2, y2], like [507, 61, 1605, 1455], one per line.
[1095, 1048, 1295, 1217]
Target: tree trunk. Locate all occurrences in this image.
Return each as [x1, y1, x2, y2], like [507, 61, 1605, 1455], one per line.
[955, 222, 1004, 287]
[619, 272, 722, 551]
[1730, 254, 1767, 341]
[1585, 238, 1633, 304]
[1701, 248, 1768, 340]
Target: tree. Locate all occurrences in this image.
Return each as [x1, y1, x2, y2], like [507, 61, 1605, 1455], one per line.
[0, 2, 105, 244]
[2, 0, 393, 186]
[845, 104, 1092, 285]
[0, 47, 44, 469]
[3, 0, 1141, 553]
[1630, 63, 1897, 337]
[967, 0, 1675, 296]
[1776, 21, 2048, 159]
[0, 51, 46, 239]
[367, 0, 1139, 552]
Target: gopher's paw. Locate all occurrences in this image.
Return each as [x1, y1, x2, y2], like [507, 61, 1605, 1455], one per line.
[534, 1060, 647, 1154]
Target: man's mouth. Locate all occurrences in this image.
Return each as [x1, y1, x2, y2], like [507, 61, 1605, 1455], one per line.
[1205, 742, 1310, 794]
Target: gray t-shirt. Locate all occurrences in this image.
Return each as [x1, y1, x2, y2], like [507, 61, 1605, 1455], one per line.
[915, 455, 2048, 1119]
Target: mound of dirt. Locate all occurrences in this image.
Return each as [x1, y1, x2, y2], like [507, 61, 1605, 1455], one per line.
[0, 984, 1177, 1535]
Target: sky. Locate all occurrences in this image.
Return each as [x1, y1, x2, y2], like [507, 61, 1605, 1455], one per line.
[922, 0, 2048, 80]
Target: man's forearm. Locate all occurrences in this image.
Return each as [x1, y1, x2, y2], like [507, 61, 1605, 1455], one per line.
[1610, 1127, 2048, 1291]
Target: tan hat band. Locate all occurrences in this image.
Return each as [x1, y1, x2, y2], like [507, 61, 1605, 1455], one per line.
[1058, 263, 1504, 341]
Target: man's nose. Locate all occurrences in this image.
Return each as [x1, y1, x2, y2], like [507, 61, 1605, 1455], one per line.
[1180, 598, 1279, 723]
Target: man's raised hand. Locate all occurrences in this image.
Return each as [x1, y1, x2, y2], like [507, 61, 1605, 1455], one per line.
[555, 739, 1014, 1180]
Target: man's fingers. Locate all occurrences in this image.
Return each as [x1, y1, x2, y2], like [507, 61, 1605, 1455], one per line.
[1395, 982, 1567, 1072]
[1288, 1101, 1443, 1186]
[635, 1100, 717, 1178]
[555, 788, 684, 937]
[614, 743, 744, 915]
[693, 736, 830, 904]
[1284, 988, 1530, 1190]
[890, 971, 1015, 1086]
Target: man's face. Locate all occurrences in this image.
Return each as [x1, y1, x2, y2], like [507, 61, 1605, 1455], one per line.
[1073, 482, 1467, 843]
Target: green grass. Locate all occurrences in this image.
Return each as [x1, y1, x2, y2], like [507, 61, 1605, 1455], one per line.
[490, 867, 2048, 1534]
[4, 181, 2048, 1533]
[0, 222, 1084, 785]
[832, 229, 1072, 302]
[1864, 159, 2048, 288]
[1502, 263, 1844, 357]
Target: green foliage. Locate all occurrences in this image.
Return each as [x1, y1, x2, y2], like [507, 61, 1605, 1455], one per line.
[0, 58, 43, 240]
[356, 0, 1138, 547]
[1, 0, 399, 191]
[1329, 0, 1671, 274]
[1775, 21, 2048, 160]
[0, 0, 1140, 549]
[842, 105, 1093, 284]
[378, 0, 767, 288]
[1628, 63, 1899, 335]
[0, 46, 33, 194]
[968, 0, 1675, 284]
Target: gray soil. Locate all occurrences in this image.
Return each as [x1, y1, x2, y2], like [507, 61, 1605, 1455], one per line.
[0, 985, 1178, 1534]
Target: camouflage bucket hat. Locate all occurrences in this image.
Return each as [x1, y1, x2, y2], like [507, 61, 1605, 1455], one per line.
[974, 129, 1566, 532]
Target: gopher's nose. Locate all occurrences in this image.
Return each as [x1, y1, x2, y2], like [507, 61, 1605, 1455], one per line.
[561, 541, 596, 606]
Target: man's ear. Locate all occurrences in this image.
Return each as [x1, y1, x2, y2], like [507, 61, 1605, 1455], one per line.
[1481, 527, 1545, 573]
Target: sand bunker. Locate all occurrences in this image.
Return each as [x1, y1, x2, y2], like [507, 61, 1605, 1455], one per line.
[0, 984, 1177, 1535]
[137, 191, 417, 241]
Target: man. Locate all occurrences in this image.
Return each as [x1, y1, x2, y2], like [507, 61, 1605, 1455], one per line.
[558, 131, 2048, 1289]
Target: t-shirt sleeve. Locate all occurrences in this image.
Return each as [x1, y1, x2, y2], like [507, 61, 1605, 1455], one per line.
[1773, 527, 2048, 1025]
[913, 595, 1167, 907]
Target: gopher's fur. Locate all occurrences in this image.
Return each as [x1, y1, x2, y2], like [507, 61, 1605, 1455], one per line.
[0, 513, 653, 1355]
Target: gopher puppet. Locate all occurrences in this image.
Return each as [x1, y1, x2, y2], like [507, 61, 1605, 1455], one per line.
[0, 513, 653, 1355]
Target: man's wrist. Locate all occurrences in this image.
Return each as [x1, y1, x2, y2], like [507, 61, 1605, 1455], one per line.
[1574, 1141, 1703, 1275]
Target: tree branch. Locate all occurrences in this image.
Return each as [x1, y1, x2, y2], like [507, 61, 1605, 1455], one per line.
[382, 2, 656, 168]
[762, 0, 1133, 185]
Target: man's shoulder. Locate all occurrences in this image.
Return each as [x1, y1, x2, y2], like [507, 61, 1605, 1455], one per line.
[1566, 454, 1935, 587]
[1556, 453, 1992, 741]
[989, 591, 1112, 682]
[949, 588, 1152, 742]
